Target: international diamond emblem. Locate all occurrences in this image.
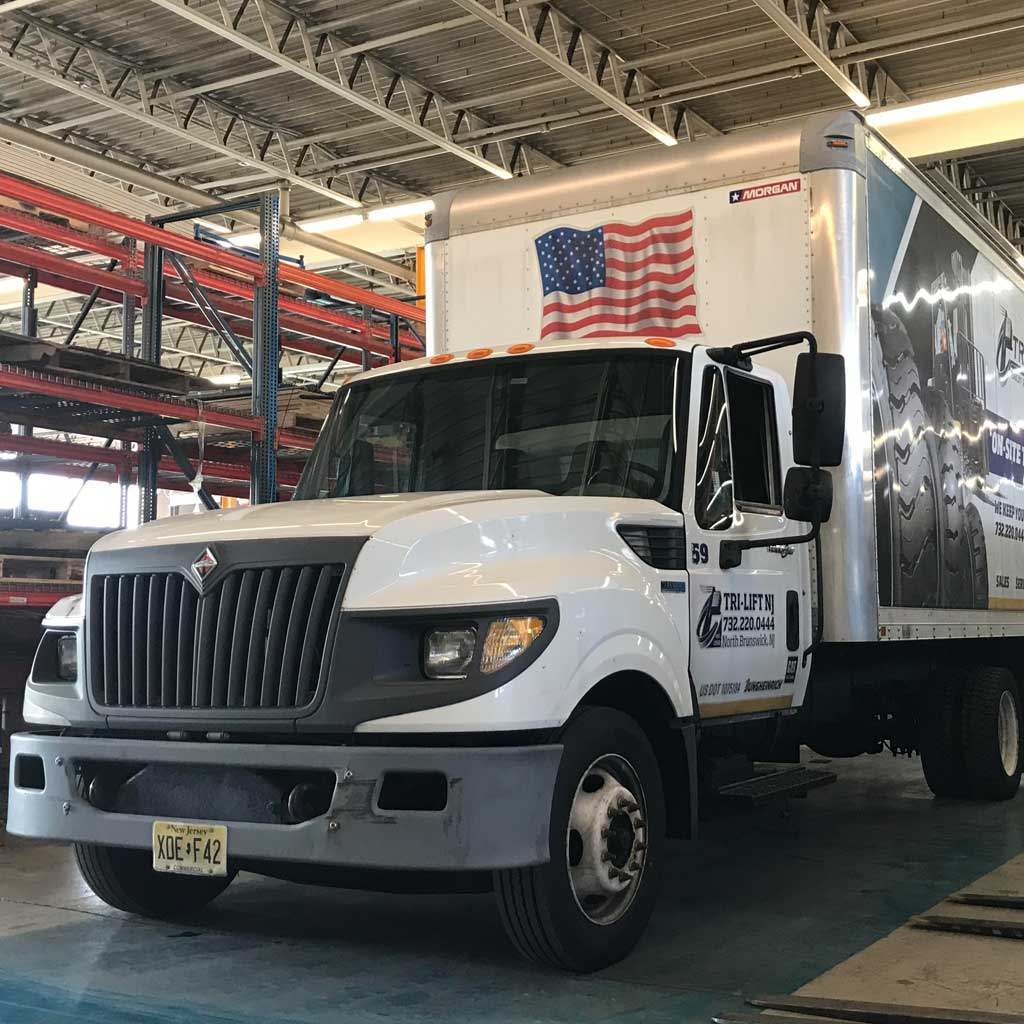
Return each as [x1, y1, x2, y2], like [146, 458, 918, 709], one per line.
[191, 547, 218, 583]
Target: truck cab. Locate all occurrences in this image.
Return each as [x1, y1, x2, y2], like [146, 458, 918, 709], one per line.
[8, 333, 838, 973]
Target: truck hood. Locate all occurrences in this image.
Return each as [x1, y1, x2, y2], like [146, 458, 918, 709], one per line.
[90, 490, 551, 554]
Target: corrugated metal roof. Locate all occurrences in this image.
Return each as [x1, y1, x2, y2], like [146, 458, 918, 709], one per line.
[0, 0, 1019, 216]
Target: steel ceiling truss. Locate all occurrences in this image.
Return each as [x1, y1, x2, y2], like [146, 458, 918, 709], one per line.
[145, 0, 559, 181]
[751, 0, 866, 107]
[450, 0, 701, 145]
[814, 0, 908, 106]
[301, 0, 921, 179]
[0, 9, 426, 211]
[927, 159, 1024, 258]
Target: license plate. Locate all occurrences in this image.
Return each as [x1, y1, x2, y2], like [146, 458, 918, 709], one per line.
[152, 820, 228, 877]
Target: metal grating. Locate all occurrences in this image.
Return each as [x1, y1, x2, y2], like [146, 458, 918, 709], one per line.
[87, 564, 344, 711]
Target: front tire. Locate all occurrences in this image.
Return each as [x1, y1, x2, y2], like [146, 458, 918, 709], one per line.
[75, 843, 235, 917]
[494, 707, 665, 972]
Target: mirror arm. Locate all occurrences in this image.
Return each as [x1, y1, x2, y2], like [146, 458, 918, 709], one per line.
[719, 519, 819, 570]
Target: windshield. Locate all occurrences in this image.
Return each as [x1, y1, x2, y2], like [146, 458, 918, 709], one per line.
[294, 350, 685, 504]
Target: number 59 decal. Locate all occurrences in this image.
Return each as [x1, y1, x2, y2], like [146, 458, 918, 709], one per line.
[691, 542, 709, 565]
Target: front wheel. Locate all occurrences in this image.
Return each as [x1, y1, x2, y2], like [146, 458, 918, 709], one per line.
[494, 707, 665, 972]
[75, 843, 235, 917]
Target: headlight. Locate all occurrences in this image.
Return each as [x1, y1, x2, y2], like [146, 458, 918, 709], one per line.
[481, 616, 545, 675]
[57, 633, 78, 681]
[423, 627, 477, 679]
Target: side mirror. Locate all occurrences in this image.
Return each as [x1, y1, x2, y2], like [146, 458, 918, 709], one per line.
[784, 466, 833, 524]
[792, 352, 845, 467]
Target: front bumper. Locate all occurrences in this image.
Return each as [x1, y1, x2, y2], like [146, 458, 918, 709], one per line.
[6, 733, 562, 870]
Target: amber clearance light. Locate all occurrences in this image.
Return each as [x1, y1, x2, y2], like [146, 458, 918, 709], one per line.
[429, 353, 454, 364]
[644, 337, 677, 348]
[466, 347, 493, 360]
[506, 343, 535, 355]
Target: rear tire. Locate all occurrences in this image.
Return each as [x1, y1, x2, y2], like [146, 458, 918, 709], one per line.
[920, 672, 968, 798]
[494, 707, 665, 972]
[963, 669, 1022, 801]
[74, 843, 234, 917]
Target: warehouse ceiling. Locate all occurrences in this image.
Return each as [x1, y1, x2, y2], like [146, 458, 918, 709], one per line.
[0, 0, 1023, 378]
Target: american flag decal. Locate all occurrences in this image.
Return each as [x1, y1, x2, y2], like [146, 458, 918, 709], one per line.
[535, 210, 701, 341]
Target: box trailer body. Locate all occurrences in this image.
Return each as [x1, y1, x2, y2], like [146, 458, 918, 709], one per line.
[426, 110, 1024, 652]
[8, 111, 1024, 973]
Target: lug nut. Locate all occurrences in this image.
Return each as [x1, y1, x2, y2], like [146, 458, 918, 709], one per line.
[601, 851, 611, 862]
[601, 827, 609, 838]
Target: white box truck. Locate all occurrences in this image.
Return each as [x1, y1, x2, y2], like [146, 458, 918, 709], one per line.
[8, 111, 1024, 972]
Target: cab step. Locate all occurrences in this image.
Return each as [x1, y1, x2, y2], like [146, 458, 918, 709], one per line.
[717, 765, 837, 806]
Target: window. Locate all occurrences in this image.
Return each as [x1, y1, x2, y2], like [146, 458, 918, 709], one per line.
[726, 370, 782, 511]
[295, 351, 682, 505]
[694, 368, 734, 530]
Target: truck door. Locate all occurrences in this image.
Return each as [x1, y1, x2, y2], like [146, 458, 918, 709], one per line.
[683, 349, 806, 720]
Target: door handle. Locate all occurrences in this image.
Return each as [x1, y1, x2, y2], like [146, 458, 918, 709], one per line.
[767, 544, 795, 558]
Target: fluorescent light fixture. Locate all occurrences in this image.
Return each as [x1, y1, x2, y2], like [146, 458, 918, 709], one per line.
[227, 231, 261, 247]
[867, 82, 1024, 127]
[367, 199, 435, 222]
[206, 371, 242, 386]
[1017, 254, 1024, 269]
[196, 218, 229, 233]
[0, 275, 23, 292]
[298, 213, 365, 234]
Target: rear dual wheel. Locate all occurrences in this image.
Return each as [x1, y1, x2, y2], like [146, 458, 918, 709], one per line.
[494, 707, 665, 972]
[921, 668, 1022, 801]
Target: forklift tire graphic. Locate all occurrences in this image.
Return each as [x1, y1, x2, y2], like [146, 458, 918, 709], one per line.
[965, 503, 989, 609]
[871, 323, 896, 607]
[927, 392, 972, 608]
[872, 307, 941, 608]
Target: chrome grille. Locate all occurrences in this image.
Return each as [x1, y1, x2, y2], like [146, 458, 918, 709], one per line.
[87, 565, 344, 711]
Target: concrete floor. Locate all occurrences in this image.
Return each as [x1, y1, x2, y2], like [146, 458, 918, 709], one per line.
[1, 753, 1022, 1024]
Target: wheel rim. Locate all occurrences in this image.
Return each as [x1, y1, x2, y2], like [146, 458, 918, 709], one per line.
[997, 690, 1020, 777]
[565, 754, 647, 926]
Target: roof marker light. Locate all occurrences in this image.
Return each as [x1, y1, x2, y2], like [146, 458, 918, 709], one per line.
[645, 337, 677, 348]
[466, 348, 493, 360]
[430, 353, 454, 364]
[506, 343, 535, 354]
